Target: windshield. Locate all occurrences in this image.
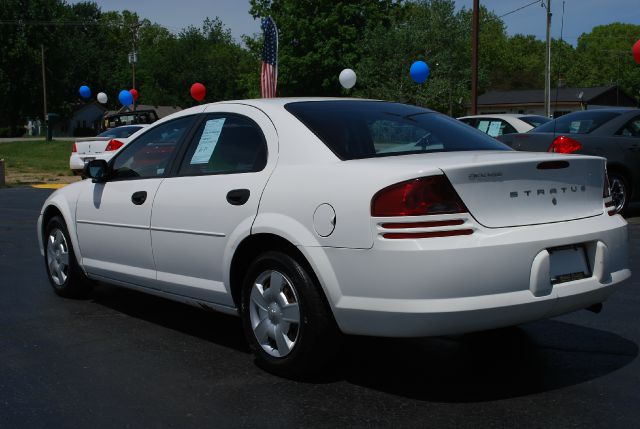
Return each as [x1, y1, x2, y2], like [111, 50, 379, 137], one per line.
[97, 126, 143, 138]
[285, 101, 510, 160]
[532, 111, 620, 134]
[519, 115, 551, 128]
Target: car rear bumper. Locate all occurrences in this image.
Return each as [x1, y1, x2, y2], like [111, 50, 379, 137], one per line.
[69, 154, 88, 174]
[329, 269, 627, 337]
[303, 213, 630, 337]
[70, 153, 114, 175]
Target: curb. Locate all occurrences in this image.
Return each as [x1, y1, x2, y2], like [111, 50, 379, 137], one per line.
[31, 184, 67, 189]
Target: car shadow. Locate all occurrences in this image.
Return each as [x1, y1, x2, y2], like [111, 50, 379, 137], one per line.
[333, 320, 638, 402]
[90, 283, 638, 402]
[90, 282, 250, 353]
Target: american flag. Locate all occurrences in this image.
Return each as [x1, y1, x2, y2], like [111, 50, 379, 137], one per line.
[260, 16, 278, 98]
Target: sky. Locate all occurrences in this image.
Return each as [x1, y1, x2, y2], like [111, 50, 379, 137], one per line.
[71, 0, 640, 45]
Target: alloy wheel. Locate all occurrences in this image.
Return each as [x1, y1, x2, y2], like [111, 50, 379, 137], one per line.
[249, 270, 301, 358]
[47, 228, 70, 286]
[610, 176, 627, 214]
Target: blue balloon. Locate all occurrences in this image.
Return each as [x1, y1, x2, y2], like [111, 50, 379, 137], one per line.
[79, 85, 91, 99]
[118, 89, 133, 107]
[410, 61, 430, 84]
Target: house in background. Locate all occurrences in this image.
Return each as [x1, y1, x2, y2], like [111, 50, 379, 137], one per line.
[473, 85, 637, 117]
[51, 102, 107, 137]
[103, 104, 182, 120]
[52, 103, 182, 137]
[136, 104, 182, 118]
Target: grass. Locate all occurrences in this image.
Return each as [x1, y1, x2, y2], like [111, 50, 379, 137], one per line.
[0, 139, 79, 185]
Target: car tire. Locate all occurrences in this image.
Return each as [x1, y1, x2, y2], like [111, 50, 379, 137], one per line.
[240, 251, 340, 378]
[43, 215, 92, 298]
[608, 172, 629, 214]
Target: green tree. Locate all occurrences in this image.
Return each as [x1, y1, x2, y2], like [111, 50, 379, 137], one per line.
[136, 17, 258, 107]
[0, 0, 68, 134]
[249, 0, 398, 96]
[567, 23, 640, 103]
[353, 0, 507, 115]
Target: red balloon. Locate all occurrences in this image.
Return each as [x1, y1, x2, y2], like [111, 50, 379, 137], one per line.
[129, 88, 139, 101]
[190, 82, 206, 102]
[633, 39, 640, 65]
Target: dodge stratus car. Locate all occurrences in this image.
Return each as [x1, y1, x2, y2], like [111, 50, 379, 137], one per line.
[38, 98, 630, 376]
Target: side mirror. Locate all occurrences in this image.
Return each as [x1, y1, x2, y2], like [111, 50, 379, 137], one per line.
[84, 159, 110, 183]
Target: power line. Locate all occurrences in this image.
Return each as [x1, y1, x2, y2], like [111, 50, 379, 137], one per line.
[498, 0, 543, 19]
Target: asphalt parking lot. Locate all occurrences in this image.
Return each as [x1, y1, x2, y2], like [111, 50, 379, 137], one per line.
[1, 187, 639, 428]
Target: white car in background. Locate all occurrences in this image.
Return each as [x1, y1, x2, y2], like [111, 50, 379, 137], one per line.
[458, 114, 551, 137]
[70, 125, 149, 175]
[40, 98, 629, 377]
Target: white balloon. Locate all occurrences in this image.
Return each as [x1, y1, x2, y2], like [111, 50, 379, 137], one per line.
[97, 92, 108, 104]
[339, 68, 357, 89]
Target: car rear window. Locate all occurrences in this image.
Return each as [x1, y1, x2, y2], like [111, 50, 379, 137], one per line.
[532, 111, 620, 134]
[519, 115, 551, 128]
[97, 126, 142, 138]
[285, 101, 510, 160]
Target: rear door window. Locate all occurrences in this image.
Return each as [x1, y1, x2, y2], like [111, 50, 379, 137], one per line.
[178, 114, 267, 176]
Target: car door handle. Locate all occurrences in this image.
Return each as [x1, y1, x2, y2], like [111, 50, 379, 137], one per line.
[131, 191, 147, 205]
[226, 189, 250, 206]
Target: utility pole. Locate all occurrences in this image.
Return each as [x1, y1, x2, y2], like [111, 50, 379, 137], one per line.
[544, 0, 552, 117]
[41, 44, 49, 141]
[471, 0, 479, 115]
[129, 20, 141, 111]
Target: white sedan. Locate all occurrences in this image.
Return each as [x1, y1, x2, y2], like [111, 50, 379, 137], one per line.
[39, 98, 630, 376]
[458, 114, 551, 137]
[69, 125, 149, 175]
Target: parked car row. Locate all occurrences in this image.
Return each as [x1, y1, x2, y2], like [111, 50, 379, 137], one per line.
[457, 110, 640, 214]
[497, 109, 640, 214]
[46, 98, 629, 376]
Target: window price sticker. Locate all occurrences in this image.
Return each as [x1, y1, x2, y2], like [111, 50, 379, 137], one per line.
[191, 118, 226, 164]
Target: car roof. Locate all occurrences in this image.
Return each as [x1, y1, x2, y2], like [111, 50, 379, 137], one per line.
[568, 108, 639, 114]
[458, 114, 528, 119]
[159, 97, 432, 123]
[218, 97, 374, 107]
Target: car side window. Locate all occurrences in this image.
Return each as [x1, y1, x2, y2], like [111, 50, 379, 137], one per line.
[616, 117, 640, 137]
[178, 114, 267, 176]
[110, 116, 195, 181]
[476, 119, 517, 137]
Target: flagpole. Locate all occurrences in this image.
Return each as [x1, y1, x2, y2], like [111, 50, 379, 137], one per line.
[274, 18, 278, 97]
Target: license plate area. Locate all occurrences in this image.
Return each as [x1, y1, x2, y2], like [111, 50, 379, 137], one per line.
[549, 244, 591, 285]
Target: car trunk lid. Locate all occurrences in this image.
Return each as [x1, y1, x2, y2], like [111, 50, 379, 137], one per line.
[74, 138, 109, 155]
[438, 152, 605, 227]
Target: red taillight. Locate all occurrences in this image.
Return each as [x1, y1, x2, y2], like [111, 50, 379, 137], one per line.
[71, 142, 77, 153]
[105, 139, 124, 151]
[371, 175, 467, 217]
[548, 135, 582, 154]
